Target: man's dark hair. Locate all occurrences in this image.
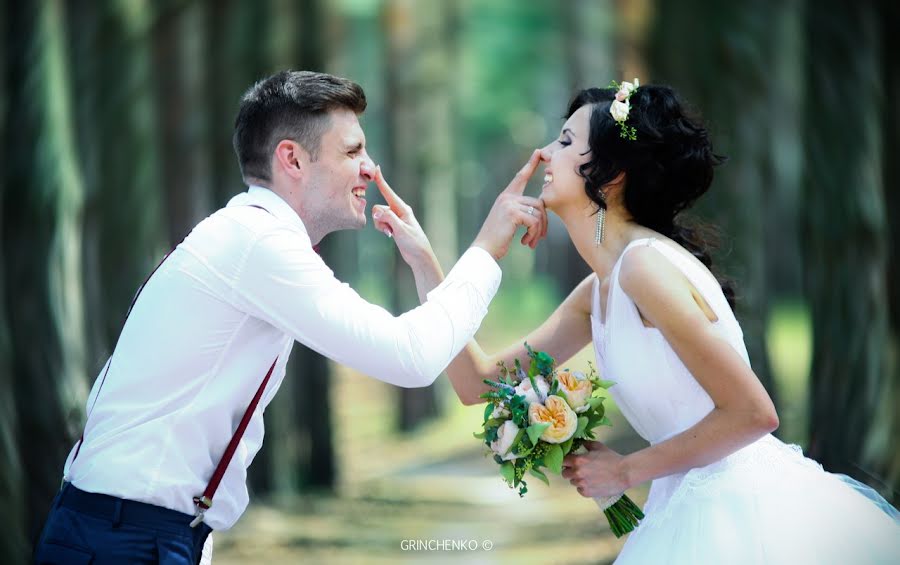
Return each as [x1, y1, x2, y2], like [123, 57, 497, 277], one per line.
[233, 70, 367, 182]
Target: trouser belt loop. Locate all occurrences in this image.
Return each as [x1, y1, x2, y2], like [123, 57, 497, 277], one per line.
[111, 498, 123, 528]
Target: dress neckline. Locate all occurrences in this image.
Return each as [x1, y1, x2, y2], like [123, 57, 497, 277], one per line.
[596, 238, 658, 329]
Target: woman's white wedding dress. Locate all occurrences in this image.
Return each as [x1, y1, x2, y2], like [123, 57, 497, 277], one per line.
[590, 237, 899, 564]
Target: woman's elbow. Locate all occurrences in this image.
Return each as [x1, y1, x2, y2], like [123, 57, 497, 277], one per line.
[754, 405, 780, 434]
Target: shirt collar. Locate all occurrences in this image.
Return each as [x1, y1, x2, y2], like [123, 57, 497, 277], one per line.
[227, 185, 307, 232]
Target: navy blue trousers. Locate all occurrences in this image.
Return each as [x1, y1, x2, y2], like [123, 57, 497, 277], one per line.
[33, 483, 212, 564]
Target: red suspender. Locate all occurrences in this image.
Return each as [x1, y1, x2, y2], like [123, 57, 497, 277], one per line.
[70, 204, 279, 528]
[190, 357, 277, 526]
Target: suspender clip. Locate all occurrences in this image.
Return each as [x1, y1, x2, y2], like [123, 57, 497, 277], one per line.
[190, 495, 212, 528]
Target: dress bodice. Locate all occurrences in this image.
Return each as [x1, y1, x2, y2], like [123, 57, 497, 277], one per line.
[590, 238, 751, 445]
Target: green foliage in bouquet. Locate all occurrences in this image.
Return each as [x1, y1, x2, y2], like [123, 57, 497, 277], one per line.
[474, 343, 644, 538]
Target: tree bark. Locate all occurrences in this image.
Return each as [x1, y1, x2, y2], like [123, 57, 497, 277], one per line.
[2, 0, 88, 552]
[648, 0, 778, 404]
[382, 0, 440, 432]
[802, 0, 890, 486]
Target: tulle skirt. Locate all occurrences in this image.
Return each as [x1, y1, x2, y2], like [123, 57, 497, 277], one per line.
[615, 435, 900, 564]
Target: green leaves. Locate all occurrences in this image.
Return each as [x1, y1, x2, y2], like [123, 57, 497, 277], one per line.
[543, 444, 563, 474]
[526, 422, 550, 445]
[500, 461, 515, 485]
[528, 467, 550, 486]
[575, 416, 589, 438]
[560, 436, 575, 456]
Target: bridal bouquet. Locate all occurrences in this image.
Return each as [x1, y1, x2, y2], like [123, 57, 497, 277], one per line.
[474, 344, 644, 537]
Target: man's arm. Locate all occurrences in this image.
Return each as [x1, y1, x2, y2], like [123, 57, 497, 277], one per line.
[232, 226, 500, 388]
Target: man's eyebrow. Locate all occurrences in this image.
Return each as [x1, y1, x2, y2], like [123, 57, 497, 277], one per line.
[345, 140, 364, 151]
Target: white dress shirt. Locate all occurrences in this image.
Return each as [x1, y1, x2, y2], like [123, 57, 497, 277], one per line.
[63, 185, 501, 530]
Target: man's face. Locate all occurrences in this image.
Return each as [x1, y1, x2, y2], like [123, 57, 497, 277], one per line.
[301, 109, 375, 234]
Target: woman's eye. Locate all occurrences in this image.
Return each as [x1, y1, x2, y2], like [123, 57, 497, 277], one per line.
[559, 139, 571, 147]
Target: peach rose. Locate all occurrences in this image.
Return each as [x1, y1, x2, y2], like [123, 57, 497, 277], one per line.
[557, 370, 593, 413]
[528, 395, 578, 444]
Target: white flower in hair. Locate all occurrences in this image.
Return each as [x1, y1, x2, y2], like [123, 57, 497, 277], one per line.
[616, 78, 640, 101]
[609, 77, 640, 141]
[610, 100, 630, 122]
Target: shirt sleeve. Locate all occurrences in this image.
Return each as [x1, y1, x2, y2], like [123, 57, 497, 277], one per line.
[231, 226, 501, 387]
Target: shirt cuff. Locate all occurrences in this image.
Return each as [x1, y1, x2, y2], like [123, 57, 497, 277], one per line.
[426, 246, 502, 306]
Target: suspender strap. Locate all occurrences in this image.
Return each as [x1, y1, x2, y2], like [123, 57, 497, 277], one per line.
[190, 356, 277, 526]
[69, 203, 281, 529]
[71, 239, 183, 462]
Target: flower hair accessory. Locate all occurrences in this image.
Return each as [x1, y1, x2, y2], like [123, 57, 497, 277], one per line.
[609, 78, 639, 141]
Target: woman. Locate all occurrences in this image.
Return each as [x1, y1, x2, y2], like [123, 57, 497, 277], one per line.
[444, 82, 900, 563]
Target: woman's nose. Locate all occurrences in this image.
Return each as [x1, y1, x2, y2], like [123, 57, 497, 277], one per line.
[539, 144, 553, 162]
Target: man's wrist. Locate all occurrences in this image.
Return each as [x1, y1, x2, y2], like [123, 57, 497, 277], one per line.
[470, 240, 499, 261]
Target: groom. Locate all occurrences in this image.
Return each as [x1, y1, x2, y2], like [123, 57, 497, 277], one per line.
[33, 70, 546, 564]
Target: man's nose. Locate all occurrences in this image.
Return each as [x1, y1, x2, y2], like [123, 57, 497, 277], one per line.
[360, 156, 375, 180]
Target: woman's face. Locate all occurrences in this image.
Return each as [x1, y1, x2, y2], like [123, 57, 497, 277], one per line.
[539, 104, 593, 212]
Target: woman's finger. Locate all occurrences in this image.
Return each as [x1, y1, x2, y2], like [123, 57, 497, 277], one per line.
[503, 149, 542, 196]
[372, 205, 405, 238]
[375, 166, 409, 217]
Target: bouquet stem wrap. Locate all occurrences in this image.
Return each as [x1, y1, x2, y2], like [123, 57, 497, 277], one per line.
[594, 494, 645, 538]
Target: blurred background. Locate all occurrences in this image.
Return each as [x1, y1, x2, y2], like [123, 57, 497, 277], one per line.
[2, 0, 898, 563]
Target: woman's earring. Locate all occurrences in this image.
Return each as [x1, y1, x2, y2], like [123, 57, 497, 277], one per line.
[595, 206, 606, 246]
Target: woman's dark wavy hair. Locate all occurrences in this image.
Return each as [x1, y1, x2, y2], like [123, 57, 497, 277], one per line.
[568, 85, 736, 309]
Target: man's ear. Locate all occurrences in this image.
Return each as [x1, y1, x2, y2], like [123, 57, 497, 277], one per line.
[273, 139, 307, 181]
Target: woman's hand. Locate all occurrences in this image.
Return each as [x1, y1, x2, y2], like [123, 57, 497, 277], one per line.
[562, 441, 631, 498]
[471, 149, 548, 260]
[371, 165, 437, 269]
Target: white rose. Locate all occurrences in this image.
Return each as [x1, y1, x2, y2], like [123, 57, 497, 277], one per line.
[491, 404, 510, 419]
[514, 376, 549, 405]
[620, 79, 639, 96]
[610, 100, 630, 122]
[490, 420, 522, 461]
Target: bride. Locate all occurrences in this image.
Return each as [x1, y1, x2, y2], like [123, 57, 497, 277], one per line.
[444, 81, 900, 563]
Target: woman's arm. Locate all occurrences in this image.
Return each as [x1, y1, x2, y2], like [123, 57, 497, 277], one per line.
[563, 246, 778, 498]
[446, 273, 597, 405]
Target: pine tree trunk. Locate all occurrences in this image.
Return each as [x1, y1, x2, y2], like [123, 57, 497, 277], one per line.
[648, 0, 778, 405]
[292, 0, 335, 490]
[0, 0, 27, 560]
[802, 0, 889, 485]
[2, 0, 88, 551]
[152, 1, 212, 246]
[383, 0, 440, 432]
[869, 0, 899, 503]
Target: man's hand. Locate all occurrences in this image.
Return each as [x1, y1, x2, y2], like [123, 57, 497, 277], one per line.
[471, 149, 548, 261]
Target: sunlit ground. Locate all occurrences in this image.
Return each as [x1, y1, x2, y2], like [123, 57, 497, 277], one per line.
[213, 283, 811, 564]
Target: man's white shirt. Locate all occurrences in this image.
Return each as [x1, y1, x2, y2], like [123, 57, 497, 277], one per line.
[63, 186, 501, 530]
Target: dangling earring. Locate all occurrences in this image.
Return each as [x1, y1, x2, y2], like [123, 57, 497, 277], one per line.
[595, 206, 606, 246]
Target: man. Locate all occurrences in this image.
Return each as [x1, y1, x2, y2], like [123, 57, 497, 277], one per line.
[33, 70, 546, 564]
